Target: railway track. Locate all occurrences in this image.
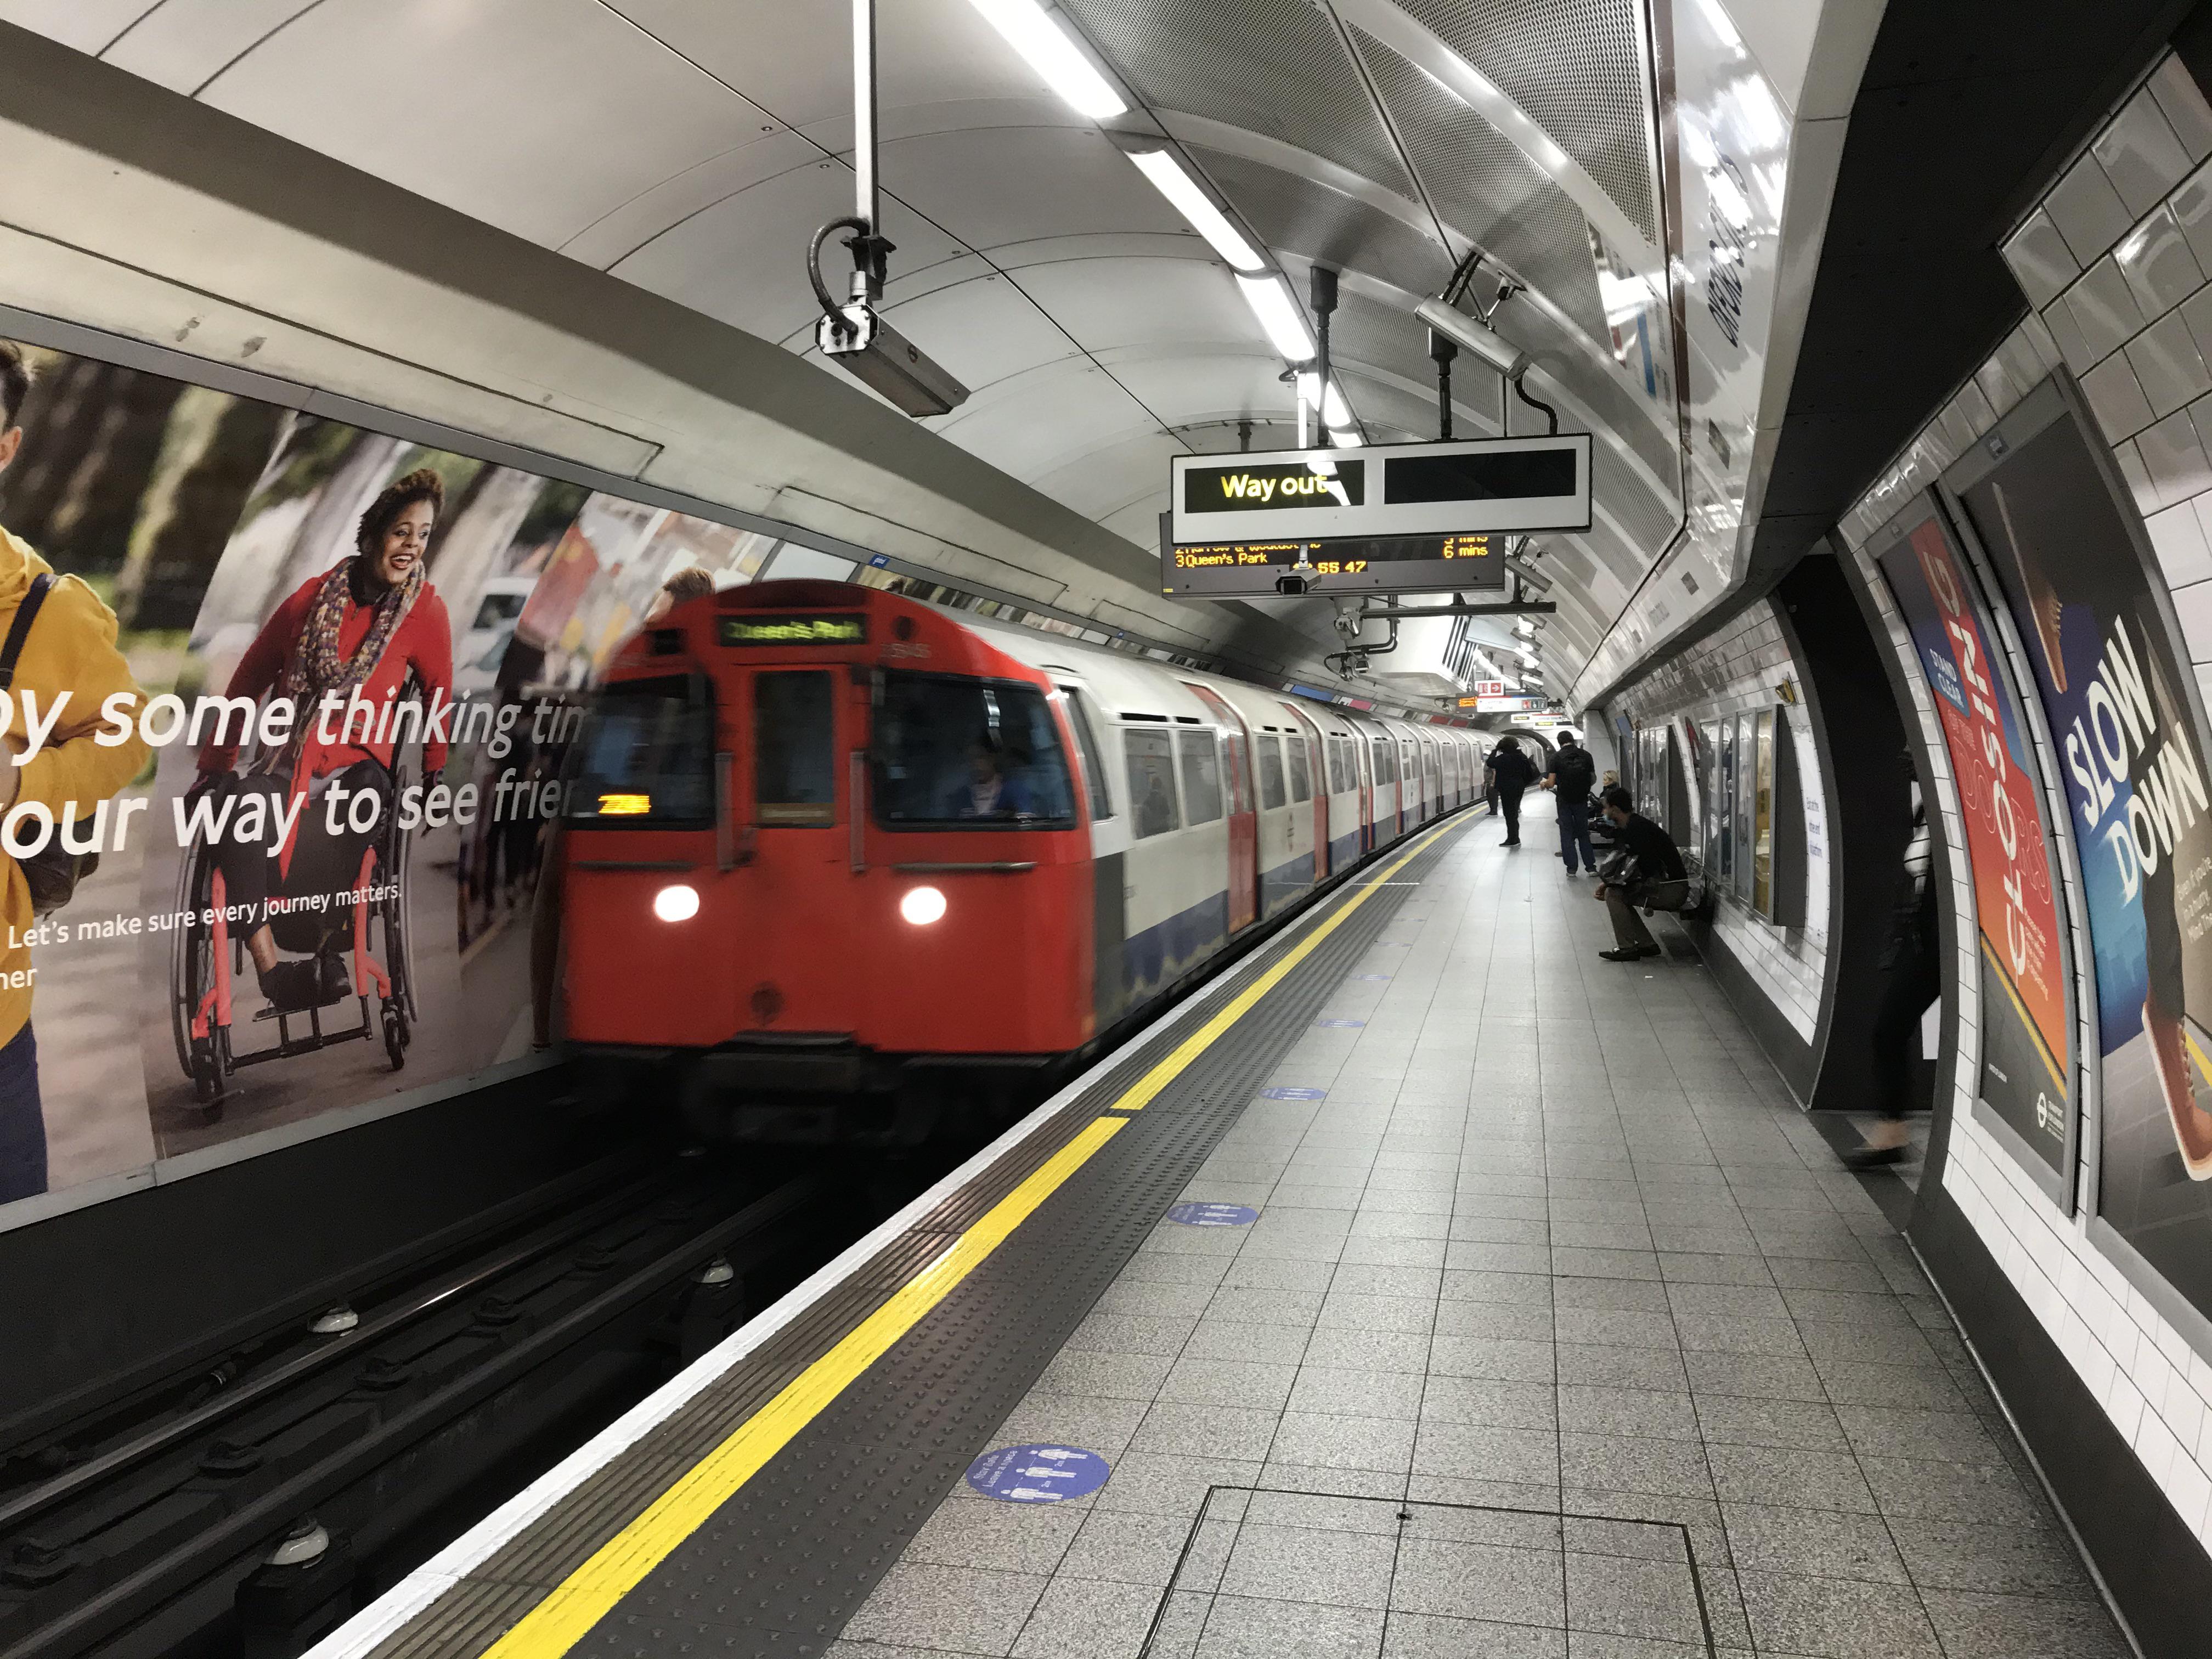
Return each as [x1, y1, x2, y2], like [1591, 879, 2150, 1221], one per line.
[0, 1155, 834, 1659]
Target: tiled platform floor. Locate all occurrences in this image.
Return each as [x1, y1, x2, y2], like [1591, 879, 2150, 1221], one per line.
[836, 802, 2131, 1659]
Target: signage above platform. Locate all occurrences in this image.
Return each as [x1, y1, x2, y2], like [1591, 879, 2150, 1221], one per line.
[1164, 532, 1506, 597]
[1169, 434, 1592, 546]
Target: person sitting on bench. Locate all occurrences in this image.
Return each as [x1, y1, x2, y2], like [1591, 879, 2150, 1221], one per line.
[1593, 786, 1688, 962]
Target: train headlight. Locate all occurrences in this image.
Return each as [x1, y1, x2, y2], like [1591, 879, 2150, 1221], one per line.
[653, 883, 701, 922]
[900, 885, 947, 926]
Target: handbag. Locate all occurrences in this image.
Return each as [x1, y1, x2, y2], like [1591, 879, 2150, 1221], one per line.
[0, 573, 98, 915]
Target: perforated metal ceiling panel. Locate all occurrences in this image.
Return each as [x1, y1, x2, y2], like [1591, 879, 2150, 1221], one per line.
[1351, 25, 1606, 343]
[1394, 0, 1658, 245]
[1058, 0, 1421, 205]
[1182, 146, 1454, 298]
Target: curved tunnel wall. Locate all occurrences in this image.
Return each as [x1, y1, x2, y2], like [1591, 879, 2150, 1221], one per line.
[1596, 41, 2212, 1657]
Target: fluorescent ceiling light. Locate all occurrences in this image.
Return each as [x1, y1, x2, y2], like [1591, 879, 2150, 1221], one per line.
[967, 0, 1127, 119]
[1295, 372, 1352, 429]
[1127, 149, 1262, 270]
[1239, 275, 1313, 361]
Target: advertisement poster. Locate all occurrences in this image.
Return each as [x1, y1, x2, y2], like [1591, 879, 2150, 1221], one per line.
[0, 335, 776, 1216]
[1875, 503, 2075, 1188]
[1951, 384, 2212, 1312]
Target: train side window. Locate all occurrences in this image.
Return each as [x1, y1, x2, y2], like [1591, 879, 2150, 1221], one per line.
[1058, 685, 1113, 819]
[1126, 728, 1181, 838]
[1328, 735, 1350, 794]
[1369, 735, 1395, 785]
[1259, 736, 1287, 810]
[873, 672, 1075, 828]
[1176, 730, 1223, 823]
[1286, 736, 1311, 802]
[755, 672, 837, 826]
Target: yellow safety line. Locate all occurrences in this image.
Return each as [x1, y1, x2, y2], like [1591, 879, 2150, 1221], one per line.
[479, 811, 1467, 1658]
[1111, 816, 1459, 1111]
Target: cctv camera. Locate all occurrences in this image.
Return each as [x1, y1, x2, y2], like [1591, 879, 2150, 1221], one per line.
[817, 304, 970, 417]
[1413, 298, 1530, 380]
[1276, 572, 1315, 597]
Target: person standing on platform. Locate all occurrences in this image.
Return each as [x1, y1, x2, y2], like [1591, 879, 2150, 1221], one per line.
[1487, 735, 1537, 847]
[1545, 732, 1597, 876]
[1846, 780, 1937, 1167]
[1593, 786, 1688, 961]
[0, 341, 153, 1201]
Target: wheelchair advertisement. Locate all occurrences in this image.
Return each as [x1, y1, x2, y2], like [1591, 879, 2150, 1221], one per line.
[0, 336, 772, 1215]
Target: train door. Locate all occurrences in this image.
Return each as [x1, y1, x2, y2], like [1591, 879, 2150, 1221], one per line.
[1422, 734, 1440, 820]
[746, 662, 862, 1033]
[1355, 725, 1375, 853]
[1186, 683, 1257, 932]
[1280, 702, 1329, 879]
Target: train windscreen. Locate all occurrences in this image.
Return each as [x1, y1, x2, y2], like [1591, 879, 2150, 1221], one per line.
[566, 674, 715, 826]
[873, 673, 1076, 828]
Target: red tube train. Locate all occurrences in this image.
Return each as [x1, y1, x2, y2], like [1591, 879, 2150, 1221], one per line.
[558, 580, 1491, 1143]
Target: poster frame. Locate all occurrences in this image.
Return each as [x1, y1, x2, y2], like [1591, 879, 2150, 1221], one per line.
[1940, 371, 2212, 1352]
[1866, 486, 2083, 1212]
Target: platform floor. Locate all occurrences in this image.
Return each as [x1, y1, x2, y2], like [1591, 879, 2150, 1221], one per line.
[833, 800, 2129, 1659]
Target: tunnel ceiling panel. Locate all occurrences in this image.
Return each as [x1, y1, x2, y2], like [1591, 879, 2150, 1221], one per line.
[608, 0, 1091, 133]
[878, 125, 1190, 251]
[1028, 428, 1193, 522]
[873, 277, 1088, 394]
[1181, 147, 1455, 299]
[1011, 258, 1271, 355]
[1056, 0, 1420, 204]
[185, 0, 769, 250]
[1350, 26, 1606, 345]
[610, 161, 970, 348]
[0, 0, 148, 54]
[1391, 0, 1658, 246]
[927, 358, 1168, 481]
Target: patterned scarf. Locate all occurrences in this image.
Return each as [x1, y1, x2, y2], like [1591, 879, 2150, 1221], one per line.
[269, 555, 422, 778]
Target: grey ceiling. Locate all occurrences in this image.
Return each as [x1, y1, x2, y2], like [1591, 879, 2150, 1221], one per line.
[0, 0, 1687, 692]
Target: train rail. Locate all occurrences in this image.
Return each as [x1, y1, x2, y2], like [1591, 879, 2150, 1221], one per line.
[0, 1158, 832, 1659]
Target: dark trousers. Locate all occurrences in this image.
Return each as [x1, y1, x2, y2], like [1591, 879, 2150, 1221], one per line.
[1499, 787, 1524, 842]
[1871, 942, 1941, 1120]
[1558, 799, 1594, 872]
[212, 762, 383, 944]
[1606, 879, 1689, 952]
[0, 1024, 44, 1203]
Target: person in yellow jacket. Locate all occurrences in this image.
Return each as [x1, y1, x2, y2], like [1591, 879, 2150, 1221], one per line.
[0, 341, 153, 1202]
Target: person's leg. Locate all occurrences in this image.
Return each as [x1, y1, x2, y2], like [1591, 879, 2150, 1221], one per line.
[1604, 887, 1658, 955]
[0, 1024, 43, 1203]
[1572, 809, 1594, 873]
[1858, 946, 1939, 1154]
[205, 776, 286, 976]
[1502, 789, 1522, 843]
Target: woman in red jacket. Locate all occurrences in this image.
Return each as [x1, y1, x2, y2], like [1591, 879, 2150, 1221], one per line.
[197, 468, 454, 1012]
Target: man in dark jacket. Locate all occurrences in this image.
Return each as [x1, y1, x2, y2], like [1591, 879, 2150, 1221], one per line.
[1593, 786, 1687, 960]
[1487, 736, 1538, 846]
[1545, 733, 1598, 875]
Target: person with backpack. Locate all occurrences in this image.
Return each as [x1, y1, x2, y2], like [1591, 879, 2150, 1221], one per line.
[0, 341, 153, 1201]
[1487, 735, 1538, 847]
[1545, 733, 1598, 875]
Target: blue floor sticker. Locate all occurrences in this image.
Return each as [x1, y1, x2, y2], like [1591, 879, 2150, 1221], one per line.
[1314, 1018, 1365, 1029]
[966, 1443, 1110, 1503]
[1169, 1201, 1259, 1226]
[1261, 1086, 1327, 1100]
[1354, 974, 1392, 981]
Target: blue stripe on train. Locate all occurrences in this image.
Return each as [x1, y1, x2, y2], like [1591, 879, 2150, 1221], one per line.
[1122, 889, 1230, 1003]
[1329, 830, 1360, 871]
[1261, 851, 1316, 914]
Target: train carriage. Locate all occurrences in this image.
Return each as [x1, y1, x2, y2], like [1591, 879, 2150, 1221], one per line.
[560, 582, 1487, 1144]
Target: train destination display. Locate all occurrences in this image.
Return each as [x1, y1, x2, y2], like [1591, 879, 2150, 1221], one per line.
[1166, 434, 1589, 596]
[1164, 533, 1506, 596]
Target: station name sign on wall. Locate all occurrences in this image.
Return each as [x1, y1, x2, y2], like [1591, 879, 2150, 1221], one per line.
[1165, 434, 1591, 597]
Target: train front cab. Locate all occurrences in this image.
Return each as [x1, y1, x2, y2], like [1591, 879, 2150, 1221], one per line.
[560, 584, 1094, 1143]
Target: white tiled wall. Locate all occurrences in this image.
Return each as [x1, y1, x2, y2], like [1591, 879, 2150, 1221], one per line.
[1610, 600, 1829, 1043]
[1836, 50, 2212, 1565]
